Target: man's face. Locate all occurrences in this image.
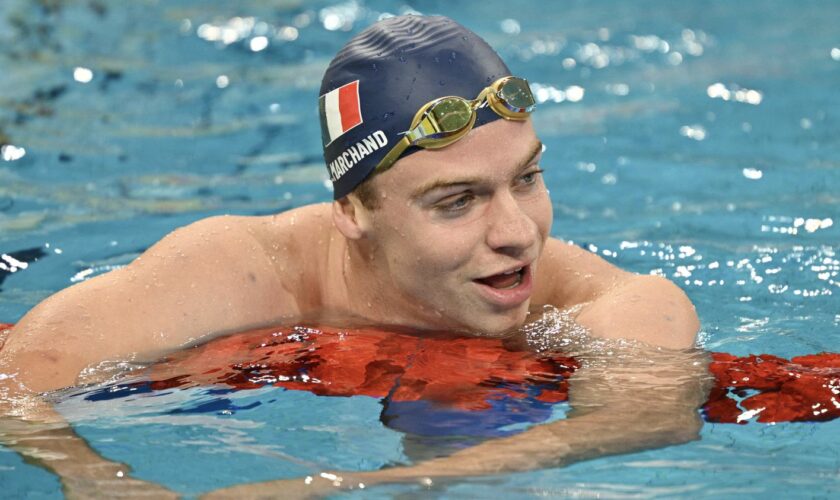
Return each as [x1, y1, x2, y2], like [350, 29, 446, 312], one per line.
[360, 118, 552, 336]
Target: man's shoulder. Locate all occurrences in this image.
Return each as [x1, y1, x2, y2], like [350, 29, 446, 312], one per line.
[141, 203, 335, 287]
[248, 202, 334, 242]
[134, 203, 336, 314]
[177, 203, 333, 251]
[533, 237, 632, 308]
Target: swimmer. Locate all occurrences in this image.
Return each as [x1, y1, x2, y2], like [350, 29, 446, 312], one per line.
[0, 15, 707, 497]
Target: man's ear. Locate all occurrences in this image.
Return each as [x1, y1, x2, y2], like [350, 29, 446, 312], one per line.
[332, 196, 371, 240]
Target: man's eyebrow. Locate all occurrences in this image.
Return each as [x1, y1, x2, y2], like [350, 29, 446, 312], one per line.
[409, 176, 484, 200]
[409, 140, 544, 200]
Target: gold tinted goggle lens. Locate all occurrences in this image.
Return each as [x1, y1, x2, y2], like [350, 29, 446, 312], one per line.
[374, 76, 536, 174]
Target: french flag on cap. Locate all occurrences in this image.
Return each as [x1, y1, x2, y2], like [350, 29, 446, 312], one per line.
[319, 80, 363, 146]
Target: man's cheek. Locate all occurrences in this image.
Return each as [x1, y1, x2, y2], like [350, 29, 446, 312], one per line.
[428, 252, 468, 274]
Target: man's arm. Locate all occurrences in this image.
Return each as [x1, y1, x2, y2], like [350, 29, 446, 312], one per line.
[0, 214, 301, 497]
[1, 214, 298, 393]
[0, 393, 178, 498]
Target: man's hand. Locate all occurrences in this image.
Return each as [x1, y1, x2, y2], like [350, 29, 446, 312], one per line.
[62, 474, 179, 500]
[201, 474, 352, 500]
[1, 382, 179, 499]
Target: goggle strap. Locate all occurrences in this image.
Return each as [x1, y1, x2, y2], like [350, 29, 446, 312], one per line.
[374, 136, 412, 174]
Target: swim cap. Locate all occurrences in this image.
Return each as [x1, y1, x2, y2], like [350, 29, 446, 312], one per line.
[319, 15, 512, 199]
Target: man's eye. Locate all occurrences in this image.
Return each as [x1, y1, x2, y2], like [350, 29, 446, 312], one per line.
[517, 168, 544, 186]
[437, 193, 474, 213]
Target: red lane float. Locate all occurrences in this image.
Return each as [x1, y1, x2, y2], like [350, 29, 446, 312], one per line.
[2, 322, 839, 424]
[144, 325, 578, 411]
[703, 352, 840, 423]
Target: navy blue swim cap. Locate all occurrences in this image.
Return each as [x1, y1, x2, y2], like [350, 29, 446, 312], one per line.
[319, 15, 511, 199]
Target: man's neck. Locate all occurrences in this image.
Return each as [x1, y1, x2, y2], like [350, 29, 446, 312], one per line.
[325, 225, 441, 330]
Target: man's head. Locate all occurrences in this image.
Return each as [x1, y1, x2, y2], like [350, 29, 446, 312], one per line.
[320, 15, 552, 335]
[319, 15, 514, 199]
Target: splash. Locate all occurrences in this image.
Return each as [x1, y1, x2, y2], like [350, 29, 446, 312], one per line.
[522, 304, 646, 358]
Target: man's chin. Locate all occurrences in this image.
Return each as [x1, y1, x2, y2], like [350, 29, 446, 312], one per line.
[407, 293, 532, 337]
[456, 306, 531, 338]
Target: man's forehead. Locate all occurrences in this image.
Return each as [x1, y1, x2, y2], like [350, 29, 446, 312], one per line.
[423, 136, 543, 170]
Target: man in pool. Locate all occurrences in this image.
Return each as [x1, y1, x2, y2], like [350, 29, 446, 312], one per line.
[1, 15, 705, 497]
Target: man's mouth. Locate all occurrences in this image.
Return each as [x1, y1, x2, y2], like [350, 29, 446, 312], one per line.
[472, 264, 533, 309]
[475, 266, 525, 289]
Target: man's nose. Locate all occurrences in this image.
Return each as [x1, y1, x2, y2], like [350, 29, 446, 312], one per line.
[485, 192, 539, 255]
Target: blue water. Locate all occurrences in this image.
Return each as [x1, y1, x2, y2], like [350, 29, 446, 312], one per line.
[1, 0, 838, 497]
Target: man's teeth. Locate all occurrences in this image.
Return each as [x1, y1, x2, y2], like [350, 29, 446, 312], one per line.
[498, 275, 522, 289]
[475, 267, 525, 289]
[495, 267, 524, 289]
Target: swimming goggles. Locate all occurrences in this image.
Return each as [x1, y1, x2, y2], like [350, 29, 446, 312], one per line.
[373, 76, 537, 174]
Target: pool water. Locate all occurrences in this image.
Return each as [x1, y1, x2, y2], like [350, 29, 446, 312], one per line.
[2, 0, 839, 497]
